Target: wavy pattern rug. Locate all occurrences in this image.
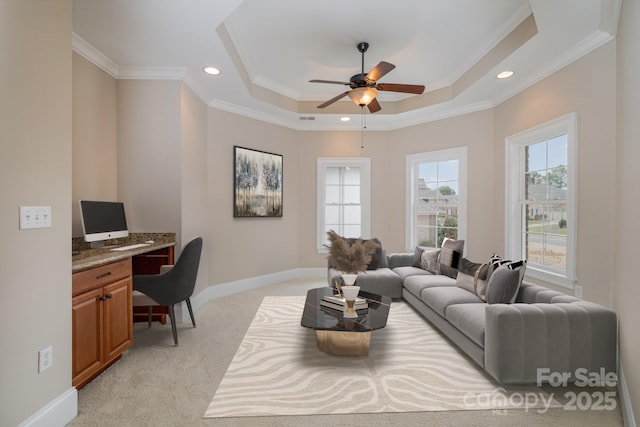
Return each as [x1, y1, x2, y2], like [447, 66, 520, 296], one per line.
[204, 296, 558, 418]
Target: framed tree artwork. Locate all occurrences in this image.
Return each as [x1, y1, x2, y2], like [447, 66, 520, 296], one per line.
[234, 146, 283, 217]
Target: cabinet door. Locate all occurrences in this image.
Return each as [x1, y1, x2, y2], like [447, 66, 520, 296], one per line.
[72, 288, 104, 387]
[103, 278, 133, 362]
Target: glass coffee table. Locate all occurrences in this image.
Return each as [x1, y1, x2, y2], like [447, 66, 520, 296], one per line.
[301, 287, 391, 356]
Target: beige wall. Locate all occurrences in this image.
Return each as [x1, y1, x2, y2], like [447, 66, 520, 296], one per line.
[0, 1, 73, 425]
[72, 52, 118, 236]
[117, 80, 182, 241]
[180, 83, 209, 294]
[615, 0, 640, 422]
[493, 41, 617, 307]
[295, 110, 496, 268]
[207, 109, 300, 284]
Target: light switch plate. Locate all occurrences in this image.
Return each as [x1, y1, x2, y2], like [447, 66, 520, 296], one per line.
[20, 206, 52, 229]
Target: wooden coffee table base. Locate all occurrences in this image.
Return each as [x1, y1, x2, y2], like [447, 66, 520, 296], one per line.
[315, 330, 371, 356]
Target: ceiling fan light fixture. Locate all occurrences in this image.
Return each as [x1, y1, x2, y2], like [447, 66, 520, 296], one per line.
[348, 87, 377, 106]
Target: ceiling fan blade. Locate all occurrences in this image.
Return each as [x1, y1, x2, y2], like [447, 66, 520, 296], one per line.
[367, 98, 382, 113]
[376, 83, 425, 94]
[317, 91, 350, 108]
[309, 79, 351, 86]
[366, 61, 396, 82]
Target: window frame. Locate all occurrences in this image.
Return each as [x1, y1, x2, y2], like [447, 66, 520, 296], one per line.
[505, 112, 578, 288]
[317, 157, 371, 253]
[405, 147, 467, 251]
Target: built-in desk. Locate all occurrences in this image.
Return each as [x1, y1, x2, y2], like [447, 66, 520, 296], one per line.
[71, 233, 176, 388]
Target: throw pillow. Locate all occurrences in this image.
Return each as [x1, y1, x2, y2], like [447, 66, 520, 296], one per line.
[487, 253, 511, 279]
[455, 258, 481, 294]
[439, 238, 465, 279]
[474, 263, 490, 300]
[456, 271, 476, 294]
[485, 265, 521, 304]
[412, 246, 425, 267]
[420, 249, 440, 274]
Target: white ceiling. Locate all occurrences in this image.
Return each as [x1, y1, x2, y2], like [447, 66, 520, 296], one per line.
[72, 0, 620, 130]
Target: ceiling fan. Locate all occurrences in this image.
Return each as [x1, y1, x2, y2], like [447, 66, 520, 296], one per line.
[309, 42, 425, 113]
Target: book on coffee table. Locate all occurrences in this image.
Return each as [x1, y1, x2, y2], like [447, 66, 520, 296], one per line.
[320, 295, 368, 311]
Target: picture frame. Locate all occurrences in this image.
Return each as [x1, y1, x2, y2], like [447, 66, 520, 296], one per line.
[234, 146, 283, 217]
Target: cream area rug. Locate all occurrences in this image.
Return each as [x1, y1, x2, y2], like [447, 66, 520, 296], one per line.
[204, 296, 558, 418]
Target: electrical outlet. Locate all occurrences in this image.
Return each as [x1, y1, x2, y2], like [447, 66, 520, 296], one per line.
[20, 206, 52, 229]
[38, 346, 52, 373]
[574, 284, 583, 298]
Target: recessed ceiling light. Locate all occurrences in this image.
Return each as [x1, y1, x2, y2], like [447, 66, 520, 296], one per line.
[203, 66, 221, 76]
[340, 117, 351, 122]
[496, 70, 515, 79]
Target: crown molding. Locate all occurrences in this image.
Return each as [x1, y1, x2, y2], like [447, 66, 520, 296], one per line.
[72, 33, 119, 78]
[490, 29, 615, 107]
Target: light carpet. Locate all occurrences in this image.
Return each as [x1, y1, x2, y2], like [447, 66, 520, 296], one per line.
[204, 296, 558, 418]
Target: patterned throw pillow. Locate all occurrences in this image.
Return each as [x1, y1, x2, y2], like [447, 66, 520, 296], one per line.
[485, 265, 521, 304]
[484, 256, 527, 303]
[439, 238, 465, 279]
[420, 249, 441, 274]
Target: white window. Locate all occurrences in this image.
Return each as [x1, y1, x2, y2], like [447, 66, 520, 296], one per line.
[317, 158, 371, 252]
[406, 147, 467, 250]
[506, 113, 577, 288]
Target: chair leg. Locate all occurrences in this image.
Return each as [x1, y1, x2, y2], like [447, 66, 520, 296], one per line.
[147, 306, 152, 328]
[168, 304, 178, 346]
[186, 298, 196, 328]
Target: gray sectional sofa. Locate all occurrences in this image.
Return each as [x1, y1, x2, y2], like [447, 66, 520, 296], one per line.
[328, 250, 618, 385]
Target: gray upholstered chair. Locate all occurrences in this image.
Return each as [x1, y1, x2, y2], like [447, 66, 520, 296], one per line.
[132, 237, 202, 346]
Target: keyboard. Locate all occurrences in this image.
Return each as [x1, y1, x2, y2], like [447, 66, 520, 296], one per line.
[110, 243, 150, 251]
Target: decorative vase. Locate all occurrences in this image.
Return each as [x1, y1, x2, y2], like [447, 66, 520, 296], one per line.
[341, 285, 360, 318]
[341, 273, 358, 286]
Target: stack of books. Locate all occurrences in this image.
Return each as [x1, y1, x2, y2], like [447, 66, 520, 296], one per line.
[320, 294, 368, 312]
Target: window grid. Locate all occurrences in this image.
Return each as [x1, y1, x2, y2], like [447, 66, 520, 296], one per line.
[317, 158, 371, 252]
[506, 112, 577, 288]
[406, 147, 466, 251]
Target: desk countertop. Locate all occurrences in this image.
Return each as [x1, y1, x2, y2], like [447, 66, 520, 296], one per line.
[72, 232, 176, 273]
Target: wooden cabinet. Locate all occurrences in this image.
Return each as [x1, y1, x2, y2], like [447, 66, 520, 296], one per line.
[72, 258, 133, 389]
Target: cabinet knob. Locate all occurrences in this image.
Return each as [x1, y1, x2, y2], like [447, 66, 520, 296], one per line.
[99, 294, 113, 301]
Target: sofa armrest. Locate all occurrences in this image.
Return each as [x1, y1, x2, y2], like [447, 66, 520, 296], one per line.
[387, 253, 413, 269]
[484, 302, 617, 384]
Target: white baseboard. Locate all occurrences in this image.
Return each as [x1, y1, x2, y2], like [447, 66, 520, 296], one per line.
[173, 267, 325, 323]
[18, 387, 77, 427]
[619, 364, 637, 427]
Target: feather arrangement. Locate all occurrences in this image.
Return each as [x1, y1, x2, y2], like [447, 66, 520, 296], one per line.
[325, 230, 380, 274]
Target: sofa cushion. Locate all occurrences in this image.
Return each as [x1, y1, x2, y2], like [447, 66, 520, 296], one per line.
[421, 286, 484, 317]
[354, 267, 403, 298]
[446, 303, 487, 348]
[485, 265, 520, 304]
[439, 238, 465, 279]
[392, 265, 432, 280]
[387, 253, 413, 269]
[403, 274, 456, 298]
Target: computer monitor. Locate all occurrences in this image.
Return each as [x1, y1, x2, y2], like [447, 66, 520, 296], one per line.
[79, 200, 129, 248]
